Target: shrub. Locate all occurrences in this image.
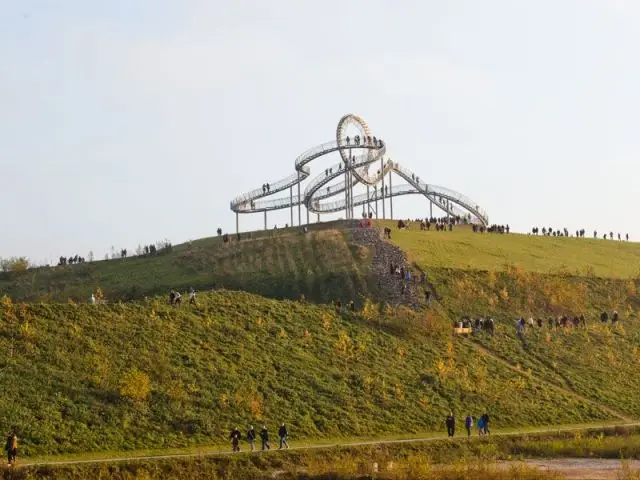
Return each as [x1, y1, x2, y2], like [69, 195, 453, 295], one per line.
[120, 369, 151, 402]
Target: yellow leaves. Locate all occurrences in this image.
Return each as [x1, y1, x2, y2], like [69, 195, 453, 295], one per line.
[396, 345, 407, 361]
[361, 298, 378, 321]
[363, 375, 374, 394]
[394, 383, 405, 401]
[220, 392, 229, 408]
[250, 397, 263, 419]
[499, 287, 510, 302]
[120, 369, 151, 403]
[334, 331, 353, 358]
[322, 313, 332, 332]
[626, 280, 637, 298]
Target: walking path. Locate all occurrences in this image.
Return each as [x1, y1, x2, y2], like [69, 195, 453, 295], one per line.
[14, 422, 640, 469]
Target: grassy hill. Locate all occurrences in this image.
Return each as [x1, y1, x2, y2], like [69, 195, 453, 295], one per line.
[0, 224, 373, 304]
[383, 220, 640, 278]
[0, 291, 615, 456]
[2, 220, 640, 458]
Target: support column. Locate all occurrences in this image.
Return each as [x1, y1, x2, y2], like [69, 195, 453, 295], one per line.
[430, 200, 433, 219]
[345, 155, 350, 220]
[236, 212, 239, 234]
[381, 158, 386, 219]
[389, 171, 394, 220]
[264, 211, 267, 230]
[297, 172, 301, 226]
[317, 213, 320, 223]
[366, 185, 370, 218]
[375, 187, 379, 219]
[306, 207, 310, 225]
[290, 187, 294, 227]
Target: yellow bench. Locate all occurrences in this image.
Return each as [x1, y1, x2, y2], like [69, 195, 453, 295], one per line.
[454, 327, 473, 335]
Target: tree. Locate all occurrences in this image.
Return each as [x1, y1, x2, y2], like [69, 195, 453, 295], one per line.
[0, 257, 30, 273]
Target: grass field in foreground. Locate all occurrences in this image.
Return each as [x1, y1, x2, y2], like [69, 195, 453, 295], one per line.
[378, 220, 640, 278]
[0, 291, 614, 456]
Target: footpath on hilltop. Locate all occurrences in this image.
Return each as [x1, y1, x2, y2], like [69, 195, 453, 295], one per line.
[0, 220, 639, 459]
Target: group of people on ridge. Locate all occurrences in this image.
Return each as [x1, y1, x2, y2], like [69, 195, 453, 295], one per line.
[229, 424, 289, 452]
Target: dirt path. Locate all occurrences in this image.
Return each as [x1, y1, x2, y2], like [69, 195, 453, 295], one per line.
[470, 340, 634, 423]
[14, 423, 640, 469]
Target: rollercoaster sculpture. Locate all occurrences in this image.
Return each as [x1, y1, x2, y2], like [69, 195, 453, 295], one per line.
[230, 114, 489, 232]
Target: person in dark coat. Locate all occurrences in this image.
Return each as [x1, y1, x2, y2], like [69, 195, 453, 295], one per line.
[5, 432, 17, 466]
[260, 426, 270, 450]
[278, 423, 289, 449]
[445, 412, 455, 437]
[230, 426, 242, 452]
[247, 425, 256, 451]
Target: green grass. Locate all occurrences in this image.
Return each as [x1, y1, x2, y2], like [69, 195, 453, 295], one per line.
[382, 220, 640, 278]
[0, 226, 373, 303]
[0, 291, 615, 457]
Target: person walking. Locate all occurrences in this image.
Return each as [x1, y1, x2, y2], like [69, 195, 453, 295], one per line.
[465, 414, 473, 437]
[481, 412, 490, 435]
[477, 416, 485, 437]
[445, 412, 455, 437]
[260, 425, 270, 451]
[5, 431, 17, 466]
[230, 426, 242, 452]
[247, 425, 256, 451]
[188, 287, 197, 306]
[278, 423, 289, 449]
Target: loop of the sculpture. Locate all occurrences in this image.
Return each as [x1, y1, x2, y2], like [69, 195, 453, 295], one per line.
[336, 114, 377, 183]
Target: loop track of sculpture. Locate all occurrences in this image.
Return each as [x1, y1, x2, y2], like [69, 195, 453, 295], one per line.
[230, 114, 488, 230]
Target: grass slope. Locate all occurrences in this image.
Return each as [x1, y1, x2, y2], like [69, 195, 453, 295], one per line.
[384, 221, 640, 278]
[382, 220, 640, 420]
[0, 292, 611, 456]
[0, 227, 372, 303]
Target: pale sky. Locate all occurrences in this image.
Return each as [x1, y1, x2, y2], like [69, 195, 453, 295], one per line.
[1, 1, 639, 264]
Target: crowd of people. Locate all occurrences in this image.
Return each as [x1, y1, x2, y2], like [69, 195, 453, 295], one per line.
[472, 224, 510, 234]
[531, 227, 629, 241]
[229, 424, 289, 452]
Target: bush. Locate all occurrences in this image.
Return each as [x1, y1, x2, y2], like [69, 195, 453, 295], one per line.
[120, 369, 151, 402]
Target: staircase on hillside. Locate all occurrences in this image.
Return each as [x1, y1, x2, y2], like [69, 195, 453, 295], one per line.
[350, 227, 423, 308]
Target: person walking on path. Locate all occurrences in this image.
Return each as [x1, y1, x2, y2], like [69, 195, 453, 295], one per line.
[465, 414, 473, 437]
[477, 417, 485, 437]
[481, 412, 490, 435]
[445, 412, 455, 437]
[5, 431, 17, 466]
[230, 426, 242, 452]
[247, 425, 256, 451]
[278, 423, 289, 449]
[188, 287, 197, 306]
[260, 426, 270, 451]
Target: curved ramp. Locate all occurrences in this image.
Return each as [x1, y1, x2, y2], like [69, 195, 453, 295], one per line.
[230, 114, 488, 226]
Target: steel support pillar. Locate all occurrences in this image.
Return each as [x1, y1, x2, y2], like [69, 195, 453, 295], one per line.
[389, 171, 393, 220]
[366, 185, 370, 218]
[306, 207, 310, 225]
[290, 187, 294, 227]
[297, 172, 301, 226]
[317, 213, 320, 223]
[430, 200, 433, 219]
[381, 158, 386, 219]
[264, 211, 267, 230]
[236, 212, 239, 234]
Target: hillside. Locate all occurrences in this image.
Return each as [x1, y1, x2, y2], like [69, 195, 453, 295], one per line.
[383, 220, 640, 278]
[0, 224, 374, 304]
[0, 291, 615, 456]
[382, 220, 640, 418]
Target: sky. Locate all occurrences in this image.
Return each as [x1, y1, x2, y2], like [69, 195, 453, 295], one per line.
[1, 1, 639, 264]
